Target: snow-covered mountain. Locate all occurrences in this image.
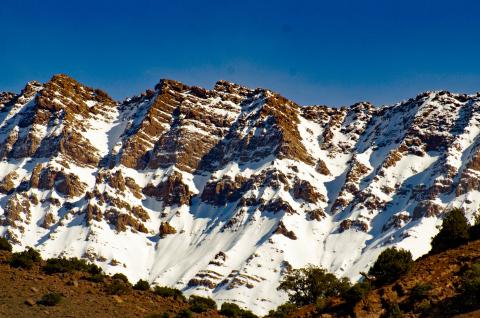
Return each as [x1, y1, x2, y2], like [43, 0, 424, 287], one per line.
[1, 74, 480, 314]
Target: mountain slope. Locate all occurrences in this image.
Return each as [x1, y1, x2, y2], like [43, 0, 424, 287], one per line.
[1, 75, 480, 314]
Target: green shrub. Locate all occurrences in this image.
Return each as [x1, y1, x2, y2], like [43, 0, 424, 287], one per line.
[9, 247, 42, 269]
[220, 302, 242, 317]
[153, 286, 186, 301]
[368, 247, 413, 286]
[342, 281, 372, 306]
[44, 257, 102, 275]
[189, 295, 217, 313]
[106, 279, 130, 295]
[0, 237, 12, 252]
[431, 208, 470, 253]
[277, 264, 351, 306]
[413, 299, 431, 314]
[89, 273, 106, 283]
[469, 214, 480, 241]
[145, 313, 169, 318]
[267, 303, 297, 318]
[220, 302, 258, 317]
[381, 301, 403, 318]
[134, 279, 151, 291]
[176, 309, 193, 318]
[409, 283, 432, 302]
[461, 263, 480, 306]
[37, 292, 62, 306]
[112, 273, 129, 284]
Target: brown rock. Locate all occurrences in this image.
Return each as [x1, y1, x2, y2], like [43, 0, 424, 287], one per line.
[41, 213, 55, 229]
[24, 298, 36, 306]
[0, 171, 18, 193]
[273, 221, 297, 240]
[143, 171, 192, 206]
[292, 179, 324, 203]
[159, 222, 177, 238]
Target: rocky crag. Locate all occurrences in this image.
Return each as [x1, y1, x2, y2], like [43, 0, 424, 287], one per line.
[1, 74, 480, 314]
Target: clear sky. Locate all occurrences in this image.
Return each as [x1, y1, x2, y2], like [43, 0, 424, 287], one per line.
[1, 0, 480, 106]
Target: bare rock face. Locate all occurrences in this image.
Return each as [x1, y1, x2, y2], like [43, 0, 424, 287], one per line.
[159, 221, 177, 238]
[273, 221, 297, 240]
[143, 171, 191, 206]
[316, 159, 331, 175]
[41, 213, 55, 229]
[2, 194, 31, 228]
[413, 201, 443, 219]
[32, 166, 86, 197]
[306, 208, 325, 221]
[292, 179, 324, 203]
[339, 219, 368, 233]
[201, 175, 249, 206]
[260, 198, 295, 214]
[106, 209, 148, 233]
[0, 171, 18, 194]
[85, 203, 103, 224]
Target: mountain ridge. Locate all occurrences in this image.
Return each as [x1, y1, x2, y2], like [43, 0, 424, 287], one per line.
[1, 74, 480, 314]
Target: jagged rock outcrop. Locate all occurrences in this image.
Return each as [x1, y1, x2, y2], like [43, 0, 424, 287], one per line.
[2, 74, 480, 315]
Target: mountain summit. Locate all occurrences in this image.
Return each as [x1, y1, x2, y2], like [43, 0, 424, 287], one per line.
[1, 74, 480, 314]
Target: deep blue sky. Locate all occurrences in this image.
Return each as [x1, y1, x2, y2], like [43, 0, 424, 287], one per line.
[1, 0, 480, 106]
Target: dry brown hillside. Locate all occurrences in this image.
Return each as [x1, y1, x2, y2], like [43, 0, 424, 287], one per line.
[0, 250, 222, 318]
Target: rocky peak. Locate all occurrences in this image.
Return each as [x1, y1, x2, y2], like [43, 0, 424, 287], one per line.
[3, 76, 480, 315]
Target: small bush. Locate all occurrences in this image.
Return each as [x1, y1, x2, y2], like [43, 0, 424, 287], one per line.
[9, 247, 42, 269]
[431, 208, 470, 253]
[267, 303, 297, 318]
[381, 301, 403, 318]
[409, 283, 432, 302]
[220, 302, 258, 317]
[0, 237, 12, 252]
[153, 286, 186, 301]
[145, 313, 169, 318]
[461, 263, 480, 306]
[37, 292, 62, 306]
[44, 257, 102, 275]
[106, 279, 130, 295]
[368, 247, 413, 286]
[469, 214, 480, 241]
[134, 279, 151, 291]
[189, 295, 217, 313]
[176, 309, 193, 318]
[342, 281, 372, 306]
[89, 273, 106, 283]
[112, 273, 129, 284]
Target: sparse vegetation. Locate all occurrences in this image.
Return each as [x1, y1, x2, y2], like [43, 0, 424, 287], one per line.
[112, 272, 130, 283]
[266, 303, 297, 318]
[0, 237, 12, 252]
[277, 264, 351, 306]
[153, 286, 186, 301]
[219, 302, 257, 317]
[176, 309, 193, 318]
[381, 301, 403, 318]
[134, 279, 151, 291]
[431, 208, 470, 253]
[37, 292, 63, 306]
[342, 280, 372, 306]
[88, 272, 106, 283]
[460, 262, 480, 306]
[368, 247, 413, 286]
[188, 295, 217, 313]
[44, 257, 102, 275]
[409, 283, 432, 303]
[106, 278, 131, 295]
[9, 247, 41, 269]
